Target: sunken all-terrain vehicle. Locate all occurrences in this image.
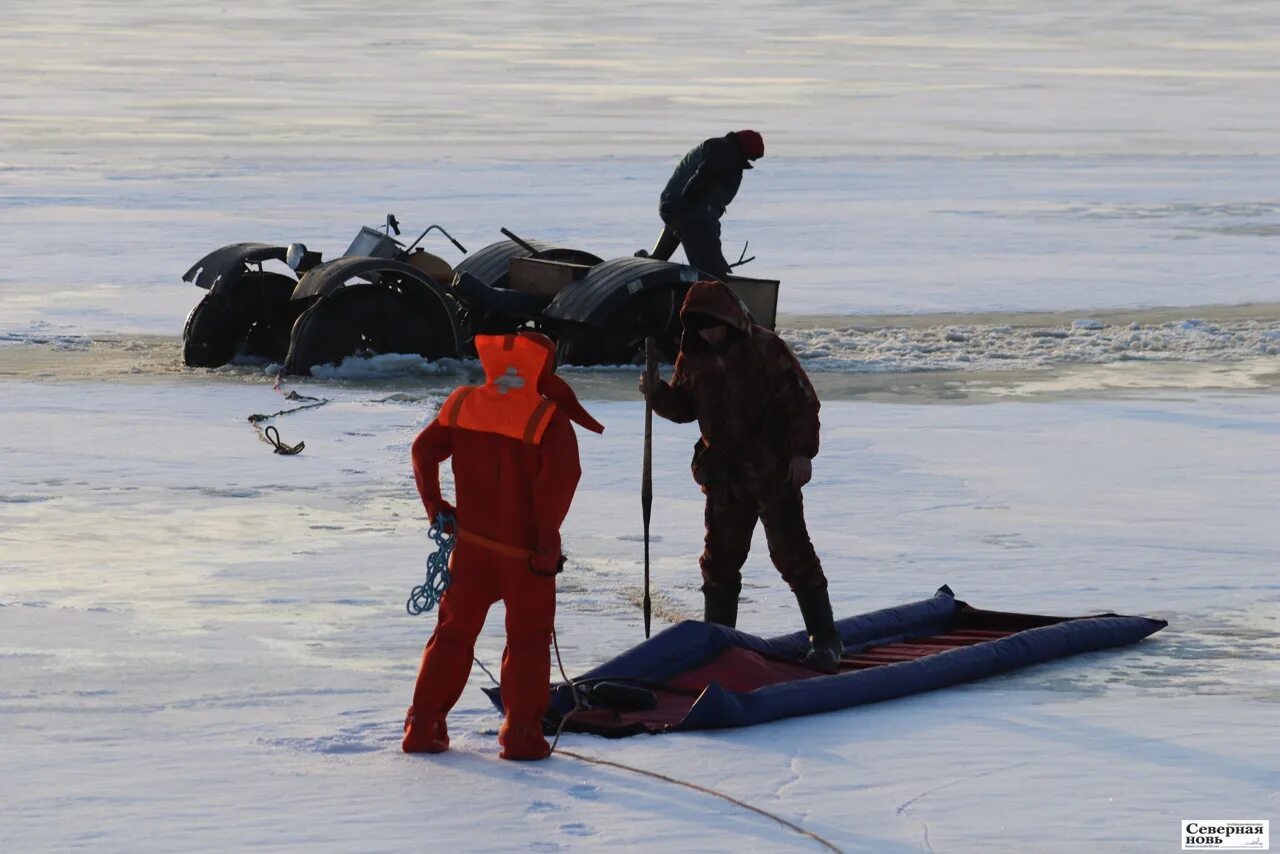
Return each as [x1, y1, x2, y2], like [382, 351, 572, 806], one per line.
[181, 215, 780, 374]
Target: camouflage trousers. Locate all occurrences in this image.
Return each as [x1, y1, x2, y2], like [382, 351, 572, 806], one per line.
[655, 211, 732, 280]
[698, 477, 826, 593]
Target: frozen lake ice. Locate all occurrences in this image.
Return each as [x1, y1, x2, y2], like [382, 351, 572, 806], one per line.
[2, 2, 1278, 850]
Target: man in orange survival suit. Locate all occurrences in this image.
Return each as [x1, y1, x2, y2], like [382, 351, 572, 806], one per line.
[403, 331, 604, 760]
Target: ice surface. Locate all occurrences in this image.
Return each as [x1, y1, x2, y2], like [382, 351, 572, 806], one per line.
[1, 377, 1276, 851]
[786, 313, 1280, 373]
[4, 1, 1279, 162]
[4, 156, 1279, 336]
[3, 2, 1280, 334]
[3, 2, 1278, 850]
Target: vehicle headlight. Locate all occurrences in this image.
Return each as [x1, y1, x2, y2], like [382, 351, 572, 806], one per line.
[286, 243, 309, 271]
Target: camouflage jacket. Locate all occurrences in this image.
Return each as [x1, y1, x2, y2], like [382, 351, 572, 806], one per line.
[649, 280, 820, 487]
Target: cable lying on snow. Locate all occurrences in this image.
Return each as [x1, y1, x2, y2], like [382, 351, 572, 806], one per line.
[246, 386, 328, 455]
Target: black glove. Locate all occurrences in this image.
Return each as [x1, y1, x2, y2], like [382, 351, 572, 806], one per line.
[529, 552, 566, 577]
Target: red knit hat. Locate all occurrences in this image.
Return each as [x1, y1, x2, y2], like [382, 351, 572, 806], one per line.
[735, 129, 765, 161]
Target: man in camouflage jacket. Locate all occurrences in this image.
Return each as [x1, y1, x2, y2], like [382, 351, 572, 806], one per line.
[639, 279, 843, 671]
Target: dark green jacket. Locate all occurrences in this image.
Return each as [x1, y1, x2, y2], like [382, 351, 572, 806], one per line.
[660, 133, 752, 221]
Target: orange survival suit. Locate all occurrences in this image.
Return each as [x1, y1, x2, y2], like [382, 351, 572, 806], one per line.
[402, 332, 603, 760]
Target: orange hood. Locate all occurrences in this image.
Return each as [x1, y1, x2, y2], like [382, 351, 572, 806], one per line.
[473, 332, 605, 435]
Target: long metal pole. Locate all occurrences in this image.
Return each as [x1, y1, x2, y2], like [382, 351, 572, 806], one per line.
[642, 337, 657, 638]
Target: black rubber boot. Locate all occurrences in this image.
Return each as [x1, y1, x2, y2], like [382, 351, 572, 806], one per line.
[702, 582, 741, 629]
[794, 584, 843, 673]
[648, 226, 681, 262]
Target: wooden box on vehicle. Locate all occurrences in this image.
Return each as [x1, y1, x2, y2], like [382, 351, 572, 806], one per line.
[509, 257, 594, 297]
[722, 274, 779, 330]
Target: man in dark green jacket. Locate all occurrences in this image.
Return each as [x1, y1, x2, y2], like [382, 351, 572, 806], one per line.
[643, 130, 765, 279]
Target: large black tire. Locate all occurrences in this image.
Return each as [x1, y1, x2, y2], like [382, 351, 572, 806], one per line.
[282, 284, 454, 376]
[181, 271, 299, 367]
[555, 287, 682, 366]
[182, 292, 248, 367]
[240, 272, 304, 363]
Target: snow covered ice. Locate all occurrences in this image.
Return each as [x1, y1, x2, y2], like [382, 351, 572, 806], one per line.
[2, 1, 1278, 851]
[4, 379, 1277, 851]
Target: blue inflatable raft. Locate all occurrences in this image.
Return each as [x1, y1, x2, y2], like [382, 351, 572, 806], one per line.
[487, 585, 1167, 737]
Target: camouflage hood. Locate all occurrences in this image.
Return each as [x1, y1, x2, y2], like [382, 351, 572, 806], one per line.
[679, 280, 755, 335]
